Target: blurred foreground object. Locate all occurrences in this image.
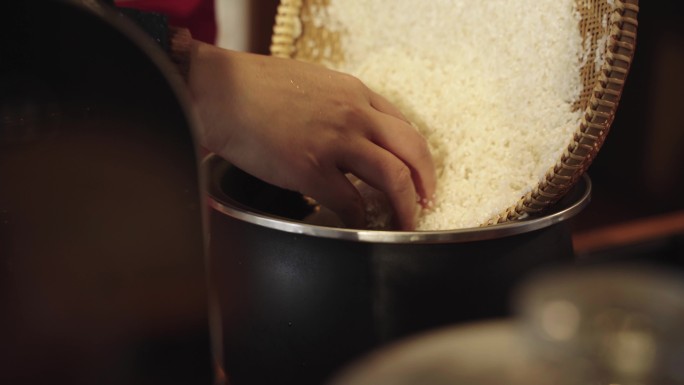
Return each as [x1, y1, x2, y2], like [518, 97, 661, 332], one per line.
[330, 265, 684, 385]
[517, 266, 684, 385]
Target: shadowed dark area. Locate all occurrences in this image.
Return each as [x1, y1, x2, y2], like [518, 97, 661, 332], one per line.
[1, 2, 211, 384]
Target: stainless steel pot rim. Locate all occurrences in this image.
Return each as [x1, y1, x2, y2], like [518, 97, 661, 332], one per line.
[207, 173, 591, 244]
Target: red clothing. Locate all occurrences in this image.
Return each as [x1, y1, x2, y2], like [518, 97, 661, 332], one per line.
[114, 0, 217, 44]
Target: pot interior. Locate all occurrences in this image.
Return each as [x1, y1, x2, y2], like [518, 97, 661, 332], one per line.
[206, 155, 591, 243]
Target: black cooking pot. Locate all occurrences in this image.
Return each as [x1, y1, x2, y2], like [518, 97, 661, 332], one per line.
[206, 154, 591, 385]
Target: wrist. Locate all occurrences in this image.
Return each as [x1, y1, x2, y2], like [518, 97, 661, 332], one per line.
[186, 41, 239, 156]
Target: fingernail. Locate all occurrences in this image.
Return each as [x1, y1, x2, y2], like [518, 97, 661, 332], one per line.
[416, 195, 435, 209]
[425, 194, 436, 209]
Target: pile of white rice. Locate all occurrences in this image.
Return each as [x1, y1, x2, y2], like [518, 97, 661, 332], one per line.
[313, 0, 589, 230]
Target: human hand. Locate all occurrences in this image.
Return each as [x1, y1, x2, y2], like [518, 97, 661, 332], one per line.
[188, 41, 436, 230]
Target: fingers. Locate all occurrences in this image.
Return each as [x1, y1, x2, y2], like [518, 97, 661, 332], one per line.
[365, 95, 437, 207]
[336, 140, 420, 231]
[299, 171, 367, 230]
[368, 91, 409, 124]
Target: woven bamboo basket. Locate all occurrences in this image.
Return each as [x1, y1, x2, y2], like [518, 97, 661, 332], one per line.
[270, 0, 639, 227]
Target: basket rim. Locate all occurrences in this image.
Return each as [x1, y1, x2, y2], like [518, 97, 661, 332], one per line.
[269, 0, 639, 228]
[489, 0, 639, 224]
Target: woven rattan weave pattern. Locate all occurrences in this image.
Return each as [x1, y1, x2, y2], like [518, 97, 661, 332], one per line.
[270, 0, 639, 227]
